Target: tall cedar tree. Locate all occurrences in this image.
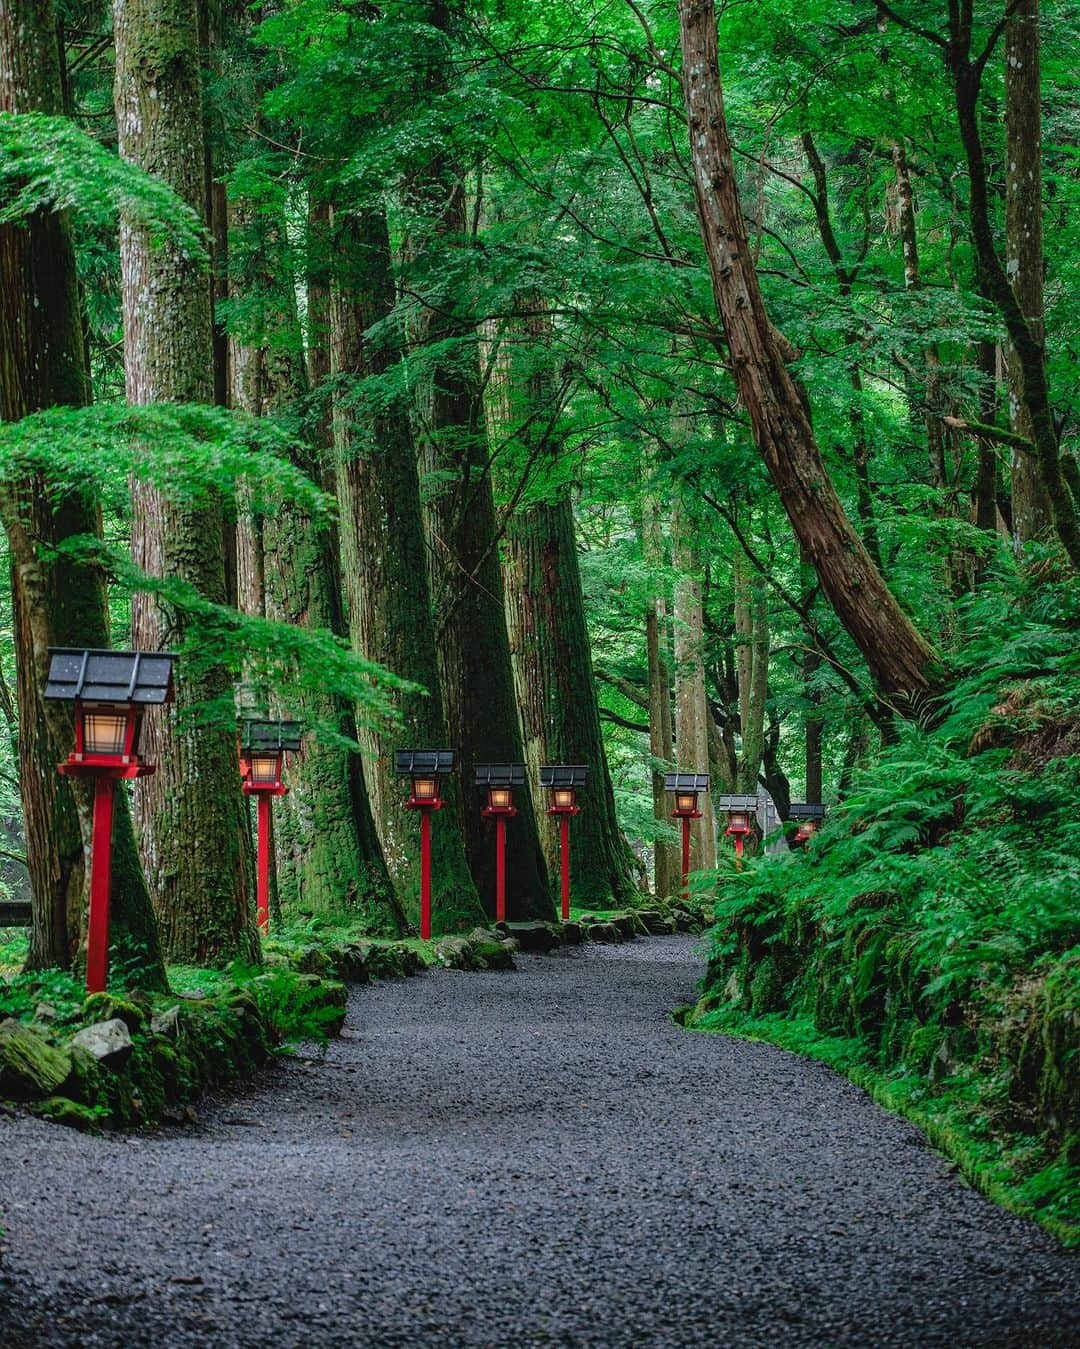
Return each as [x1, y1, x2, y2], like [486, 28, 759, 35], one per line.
[505, 497, 641, 908]
[678, 0, 944, 711]
[114, 0, 257, 962]
[329, 207, 482, 932]
[496, 299, 639, 907]
[230, 203, 401, 930]
[0, 0, 165, 985]
[414, 3, 551, 919]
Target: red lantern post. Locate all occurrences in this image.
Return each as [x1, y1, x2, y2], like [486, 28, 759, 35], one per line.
[240, 721, 301, 935]
[45, 648, 177, 992]
[396, 749, 455, 940]
[541, 765, 586, 921]
[478, 764, 524, 923]
[666, 772, 708, 900]
[718, 794, 760, 864]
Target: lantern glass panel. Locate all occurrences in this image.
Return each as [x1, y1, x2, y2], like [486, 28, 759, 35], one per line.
[488, 787, 512, 811]
[412, 775, 438, 802]
[250, 753, 281, 785]
[675, 791, 697, 815]
[553, 788, 575, 810]
[83, 710, 128, 756]
[728, 810, 749, 830]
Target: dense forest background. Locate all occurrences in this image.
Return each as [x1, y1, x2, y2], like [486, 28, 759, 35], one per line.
[1, 0, 1078, 1229]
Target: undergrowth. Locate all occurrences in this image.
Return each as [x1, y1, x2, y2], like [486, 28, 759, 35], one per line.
[685, 574, 1080, 1245]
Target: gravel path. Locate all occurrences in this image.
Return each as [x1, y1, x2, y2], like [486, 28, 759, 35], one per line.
[1, 936, 1077, 1347]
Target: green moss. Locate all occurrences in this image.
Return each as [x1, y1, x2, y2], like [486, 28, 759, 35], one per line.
[0, 1019, 72, 1100]
[81, 992, 149, 1033]
[35, 1096, 107, 1131]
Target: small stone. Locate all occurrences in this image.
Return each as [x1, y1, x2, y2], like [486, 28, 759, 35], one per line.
[151, 1005, 182, 1038]
[34, 1002, 58, 1022]
[70, 1018, 134, 1071]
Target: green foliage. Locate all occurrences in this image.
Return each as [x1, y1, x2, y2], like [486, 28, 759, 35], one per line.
[0, 967, 85, 1029]
[688, 574, 1080, 1242]
[0, 113, 206, 260]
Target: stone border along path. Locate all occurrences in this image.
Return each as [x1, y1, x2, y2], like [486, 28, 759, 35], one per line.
[1, 935, 1077, 1347]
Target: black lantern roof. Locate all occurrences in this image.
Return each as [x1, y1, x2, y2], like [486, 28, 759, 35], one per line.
[540, 764, 588, 788]
[241, 720, 303, 753]
[716, 793, 759, 812]
[395, 749, 456, 776]
[475, 763, 526, 787]
[664, 772, 709, 793]
[787, 802, 826, 821]
[44, 648, 177, 705]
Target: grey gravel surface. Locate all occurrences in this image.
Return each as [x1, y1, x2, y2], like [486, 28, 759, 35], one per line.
[0, 935, 1077, 1348]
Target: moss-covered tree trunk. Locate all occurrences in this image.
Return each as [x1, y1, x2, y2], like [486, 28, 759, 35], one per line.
[504, 498, 640, 909]
[330, 208, 481, 932]
[114, 0, 257, 964]
[0, 0, 165, 986]
[229, 198, 400, 932]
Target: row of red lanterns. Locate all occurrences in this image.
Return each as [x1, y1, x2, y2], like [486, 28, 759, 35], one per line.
[42, 647, 825, 993]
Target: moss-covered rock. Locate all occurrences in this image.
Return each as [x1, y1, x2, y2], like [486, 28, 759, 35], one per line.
[435, 936, 474, 970]
[0, 1019, 73, 1101]
[583, 921, 622, 944]
[470, 940, 515, 971]
[291, 946, 334, 978]
[81, 993, 149, 1034]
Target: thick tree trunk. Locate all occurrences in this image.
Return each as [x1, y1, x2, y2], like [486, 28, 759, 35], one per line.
[409, 0, 549, 920]
[504, 498, 641, 909]
[1005, 0, 1052, 546]
[0, 0, 165, 985]
[416, 205, 551, 920]
[488, 291, 638, 909]
[678, 0, 943, 707]
[330, 209, 481, 932]
[229, 205, 401, 931]
[672, 508, 717, 874]
[114, 0, 257, 964]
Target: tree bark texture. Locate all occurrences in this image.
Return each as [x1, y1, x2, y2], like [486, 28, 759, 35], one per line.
[0, 0, 165, 985]
[114, 0, 257, 963]
[330, 208, 481, 932]
[416, 197, 551, 920]
[678, 0, 943, 708]
[1004, 0, 1052, 546]
[229, 203, 401, 932]
[504, 498, 641, 909]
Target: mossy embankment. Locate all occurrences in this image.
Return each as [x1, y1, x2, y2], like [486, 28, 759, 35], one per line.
[681, 586, 1080, 1246]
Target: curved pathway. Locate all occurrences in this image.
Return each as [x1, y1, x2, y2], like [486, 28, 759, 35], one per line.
[1, 937, 1077, 1347]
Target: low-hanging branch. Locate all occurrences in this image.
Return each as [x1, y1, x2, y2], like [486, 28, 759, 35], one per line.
[599, 708, 650, 735]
